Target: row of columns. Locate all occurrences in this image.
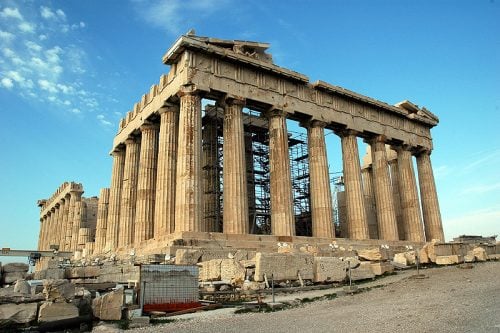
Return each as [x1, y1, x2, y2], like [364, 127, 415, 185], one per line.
[38, 189, 85, 252]
[97, 87, 443, 253]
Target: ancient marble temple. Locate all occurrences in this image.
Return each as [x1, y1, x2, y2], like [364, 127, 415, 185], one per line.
[37, 33, 444, 257]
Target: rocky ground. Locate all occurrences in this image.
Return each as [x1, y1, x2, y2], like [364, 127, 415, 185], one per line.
[126, 261, 500, 333]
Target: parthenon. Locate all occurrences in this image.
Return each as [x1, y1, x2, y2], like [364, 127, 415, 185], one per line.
[37, 33, 444, 260]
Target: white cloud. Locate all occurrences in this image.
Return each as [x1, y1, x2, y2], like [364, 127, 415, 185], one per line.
[18, 22, 35, 33]
[39, 34, 47, 41]
[25, 41, 42, 52]
[38, 79, 58, 93]
[460, 182, 500, 195]
[2, 48, 16, 58]
[56, 9, 66, 19]
[45, 46, 62, 63]
[70, 108, 81, 114]
[1, 77, 14, 89]
[0, 7, 23, 20]
[97, 114, 113, 126]
[40, 6, 55, 20]
[0, 30, 15, 42]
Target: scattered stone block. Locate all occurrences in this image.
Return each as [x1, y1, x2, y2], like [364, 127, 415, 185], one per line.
[1, 263, 29, 273]
[2, 272, 27, 284]
[13, 280, 31, 294]
[313, 257, 346, 282]
[436, 255, 462, 265]
[43, 279, 75, 302]
[220, 259, 246, 284]
[38, 301, 79, 323]
[199, 259, 222, 281]
[343, 257, 361, 269]
[92, 288, 124, 321]
[370, 262, 394, 276]
[350, 262, 375, 281]
[472, 247, 488, 262]
[175, 249, 202, 265]
[254, 253, 314, 282]
[66, 266, 101, 279]
[129, 316, 150, 328]
[418, 247, 430, 264]
[34, 268, 65, 280]
[358, 248, 388, 261]
[242, 281, 265, 291]
[0, 303, 37, 327]
[97, 264, 140, 283]
[299, 245, 320, 256]
[464, 253, 475, 263]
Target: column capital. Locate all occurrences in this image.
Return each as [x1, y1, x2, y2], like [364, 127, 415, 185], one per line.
[264, 107, 287, 119]
[415, 147, 432, 157]
[177, 84, 203, 97]
[158, 103, 179, 115]
[125, 136, 138, 146]
[140, 122, 160, 132]
[110, 148, 125, 157]
[333, 128, 359, 138]
[219, 94, 246, 107]
[301, 119, 327, 129]
[365, 134, 387, 145]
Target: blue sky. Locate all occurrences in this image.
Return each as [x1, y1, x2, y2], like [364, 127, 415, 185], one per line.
[0, 0, 499, 257]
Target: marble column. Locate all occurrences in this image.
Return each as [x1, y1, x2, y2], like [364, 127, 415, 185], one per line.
[223, 97, 249, 234]
[268, 109, 295, 236]
[416, 150, 445, 241]
[45, 212, 53, 250]
[202, 112, 220, 232]
[119, 137, 141, 247]
[338, 130, 369, 240]
[388, 157, 405, 240]
[53, 203, 62, 249]
[370, 136, 399, 241]
[70, 192, 82, 251]
[361, 166, 378, 239]
[154, 104, 179, 238]
[105, 149, 125, 250]
[66, 191, 79, 252]
[134, 123, 160, 244]
[94, 188, 110, 254]
[175, 88, 203, 232]
[61, 193, 71, 251]
[396, 146, 425, 242]
[37, 218, 44, 251]
[307, 121, 334, 238]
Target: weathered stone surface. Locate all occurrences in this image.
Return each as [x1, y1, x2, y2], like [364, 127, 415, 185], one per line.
[370, 262, 394, 276]
[242, 281, 265, 291]
[97, 264, 140, 283]
[38, 301, 79, 322]
[393, 251, 416, 266]
[221, 259, 246, 284]
[349, 262, 375, 281]
[2, 272, 27, 284]
[299, 245, 321, 256]
[34, 268, 65, 280]
[254, 253, 314, 282]
[343, 257, 361, 269]
[313, 257, 346, 282]
[0, 289, 44, 304]
[43, 279, 75, 302]
[199, 259, 222, 281]
[2, 263, 29, 273]
[418, 247, 430, 264]
[0, 302, 37, 327]
[472, 247, 488, 262]
[66, 266, 101, 279]
[464, 253, 475, 263]
[92, 289, 124, 321]
[358, 248, 388, 261]
[13, 280, 31, 294]
[436, 255, 462, 265]
[422, 240, 439, 263]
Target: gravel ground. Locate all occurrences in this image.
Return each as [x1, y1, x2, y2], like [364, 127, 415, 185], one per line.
[128, 261, 500, 333]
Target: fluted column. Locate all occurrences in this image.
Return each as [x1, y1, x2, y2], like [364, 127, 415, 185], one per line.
[154, 104, 179, 238]
[105, 149, 125, 250]
[202, 111, 220, 232]
[94, 188, 110, 254]
[307, 121, 334, 238]
[388, 157, 405, 240]
[60, 196, 70, 250]
[416, 150, 444, 241]
[134, 123, 160, 244]
[119, 137, 141, 247]
[175, 88, 203, 232]
[53, 203, 62, 249]
[369, 135, 399, 241]
[69, 191, 83, 251]
[396, 146, 425, 242]
[223, 97, 249, 234]
[338, 130, 369, 239]
[268, 109, 295, 236]
[38, 217, 46, 250]
[66, 191, 78, 252]
[361, 166, 378, 239]
[45, 212, 54, 250]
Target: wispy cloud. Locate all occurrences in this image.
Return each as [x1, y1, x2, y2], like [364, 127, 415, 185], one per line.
[463, 149, 500, 172]
[132, 0, 231, 34]
[460, 182, 500, 195]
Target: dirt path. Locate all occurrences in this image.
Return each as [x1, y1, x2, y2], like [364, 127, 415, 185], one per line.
[128, 261, 500, 333]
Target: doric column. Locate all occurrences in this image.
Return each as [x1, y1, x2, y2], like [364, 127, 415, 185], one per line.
[388, 156, 405, 240]
[175, 87, 203, 232]
[45, 211, 54, 250]
[396, 146, 425, 242]
[416, 150, 444, 241]
[66, 191, 78, 252]
[222, 97, 249, 234]
[202, 111, 220, 232]
[105, 149, 125, 250]
[337, 130, 369, 239]
[53, 203, 62, 249]
[94, 188, 110, 254]
[69, 191, 83, 251]
[61, 193, 71, 251]
[134, 123, 160, 244]
[37, 217, 45, 251]
[369, 135, 399, 241]
[268, 108, 295, 236]
[307, 120, 334, 238]
[361, 166, 378, 239]
[119, 137, 141, 247]
[154, 104, 179, 238]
